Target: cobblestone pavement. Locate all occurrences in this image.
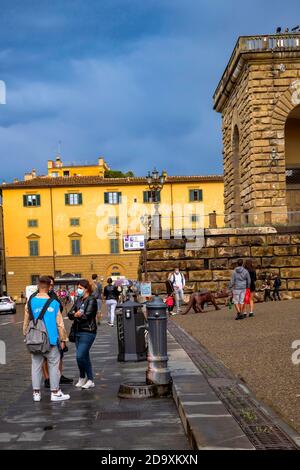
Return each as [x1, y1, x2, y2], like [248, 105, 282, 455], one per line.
[0, 305, 31, 416]
[0, 307, 189, 450]
[174, 299, 300, 434]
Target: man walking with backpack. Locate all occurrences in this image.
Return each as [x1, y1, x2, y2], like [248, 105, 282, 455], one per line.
[169, 268, 186, 314]
[23, 276, 70, 402]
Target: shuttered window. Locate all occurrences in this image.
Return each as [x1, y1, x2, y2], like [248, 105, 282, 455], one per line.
[23, 195, 41, 207]
[29, 240, 39, 256]
[104, 192, 122, 204]
[189, 189, 203, 202]
[28, 219, 38, 227]
[143, 191, 161, 203]
[70, 218, 80, 226]
[65, 193, 83, 205]
[71, 239, 81, 255]
[110, 239, 120, 254]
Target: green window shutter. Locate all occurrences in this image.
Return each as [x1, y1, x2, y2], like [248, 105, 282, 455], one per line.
[71, 239, 80, 255]
[143, 191, 148, 203]
[104, 192, 109, 204]
[198, 190, 203, 201]
[157, 191, 161, 203]
[118, 192, 122, 204]
[29, 240, 39, 256]
[78, 193, 83, 205]
[110, 239, 119, 254]
[189, 190, 194, 202]
[23, 195, 27, 207]
[36, 195, 41, 206]
[65, 194, 69, 205]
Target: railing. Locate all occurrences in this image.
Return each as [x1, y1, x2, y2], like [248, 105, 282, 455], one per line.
[213, 33, 300, 107]
[142, 211, 300, 235]
[244, 34, 300, 51]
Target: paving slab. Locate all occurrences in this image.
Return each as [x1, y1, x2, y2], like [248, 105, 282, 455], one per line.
[0, 323, 189, 450]
[167, 332, 254, 450]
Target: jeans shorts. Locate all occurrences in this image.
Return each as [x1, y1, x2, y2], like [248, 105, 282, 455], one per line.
[232, 289, 246, 305]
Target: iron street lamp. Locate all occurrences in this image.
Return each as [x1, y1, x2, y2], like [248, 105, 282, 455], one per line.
[146, 168, 166, 238]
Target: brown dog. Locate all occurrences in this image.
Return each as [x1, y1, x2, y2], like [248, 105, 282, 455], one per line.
[181, 290, 222, 315]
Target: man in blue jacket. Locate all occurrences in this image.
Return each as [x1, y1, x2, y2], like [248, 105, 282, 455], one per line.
[23, 276, 70, 402]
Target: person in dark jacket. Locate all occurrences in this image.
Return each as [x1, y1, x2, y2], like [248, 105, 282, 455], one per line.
[244, 260, 257, 318]
[272, 275, 282, 301]
[68, 280, 97, 389]
[103, 278, 119, 326]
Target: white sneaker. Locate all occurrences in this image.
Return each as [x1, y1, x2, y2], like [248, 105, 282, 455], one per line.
[33, 391, 41, 402]
[81, 380, 95, 389]
[51, 390, 70, 402]
[75, 378, 87, 388]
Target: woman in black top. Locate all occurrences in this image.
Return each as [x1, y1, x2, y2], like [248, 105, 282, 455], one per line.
[68, 280, 97, 389]
[103, 278, 119, 326]
[244, 260, 257, 318]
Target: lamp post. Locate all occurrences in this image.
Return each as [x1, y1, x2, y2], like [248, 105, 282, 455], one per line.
[140, 214, 150, 282]
[146, 168, 166, 239]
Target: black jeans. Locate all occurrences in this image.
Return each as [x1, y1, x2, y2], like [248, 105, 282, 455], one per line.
[264, 290, 273, 302]
[273, 289, 281, 301]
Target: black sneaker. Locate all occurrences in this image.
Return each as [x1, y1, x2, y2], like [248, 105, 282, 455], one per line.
[243, 314, 247, 319]
[235, 315, 244, 320]
[249, 313, 254, 318]
[44, 378, 50, 388]
[60, 375, 73, 385]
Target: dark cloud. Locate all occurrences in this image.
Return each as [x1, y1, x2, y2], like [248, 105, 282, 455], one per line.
[0, 0, 299, 181]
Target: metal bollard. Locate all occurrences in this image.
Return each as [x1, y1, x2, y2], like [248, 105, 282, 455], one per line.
[145, 295, 172, 390]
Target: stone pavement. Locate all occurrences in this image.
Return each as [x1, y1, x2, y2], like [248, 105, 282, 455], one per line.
[0, 318, 189, 450]
[2, 304, 296, 450]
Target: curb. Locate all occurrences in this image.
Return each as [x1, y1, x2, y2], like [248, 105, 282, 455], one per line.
[167, 331, 254, 450]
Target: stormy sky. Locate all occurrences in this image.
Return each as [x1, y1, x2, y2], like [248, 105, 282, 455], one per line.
[0, 0, 299, 182]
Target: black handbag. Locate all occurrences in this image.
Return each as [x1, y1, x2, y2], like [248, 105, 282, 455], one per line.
[68, 322, 77, 343]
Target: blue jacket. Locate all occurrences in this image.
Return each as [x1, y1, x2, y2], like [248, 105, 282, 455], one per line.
[29, 297, 61, 346]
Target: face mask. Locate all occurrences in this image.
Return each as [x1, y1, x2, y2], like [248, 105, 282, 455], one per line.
[77, 288, 84, 297]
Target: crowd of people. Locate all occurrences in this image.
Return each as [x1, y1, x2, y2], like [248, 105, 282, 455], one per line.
[23, 274, 137, 402]
[22, 263, 283, 402]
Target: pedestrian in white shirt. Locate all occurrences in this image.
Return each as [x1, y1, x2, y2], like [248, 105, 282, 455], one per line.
[169, 268, 185, 314]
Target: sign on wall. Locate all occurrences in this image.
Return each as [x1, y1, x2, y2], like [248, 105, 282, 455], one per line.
[123, 234, 145, 251]
[140, 282, 152, 297]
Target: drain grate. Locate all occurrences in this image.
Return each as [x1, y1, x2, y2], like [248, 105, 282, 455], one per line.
[216, 386, 296, 450]
[168, 321, 298, 450]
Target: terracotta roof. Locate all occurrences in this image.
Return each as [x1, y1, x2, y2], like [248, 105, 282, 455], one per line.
[2, 174, 224, 189]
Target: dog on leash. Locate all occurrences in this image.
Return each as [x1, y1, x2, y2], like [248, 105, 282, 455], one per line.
[181, 289, 229, 315]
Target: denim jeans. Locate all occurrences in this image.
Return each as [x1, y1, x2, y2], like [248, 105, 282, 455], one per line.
[75, 332, 96, 381]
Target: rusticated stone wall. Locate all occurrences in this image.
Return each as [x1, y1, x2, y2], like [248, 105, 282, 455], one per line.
[139, 228, 300, 300]
[214, 39, 300, 226]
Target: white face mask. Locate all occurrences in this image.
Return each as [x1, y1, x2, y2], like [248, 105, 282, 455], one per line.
[77, 288, 85, 297]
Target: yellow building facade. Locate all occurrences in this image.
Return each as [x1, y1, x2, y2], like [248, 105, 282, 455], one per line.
[1, 159, 224, 298]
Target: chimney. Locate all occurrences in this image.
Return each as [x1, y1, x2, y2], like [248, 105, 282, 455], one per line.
[32, 169, 37, 178]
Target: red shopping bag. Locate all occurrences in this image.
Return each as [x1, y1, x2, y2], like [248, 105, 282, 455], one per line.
[244, 288, 251, 305]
